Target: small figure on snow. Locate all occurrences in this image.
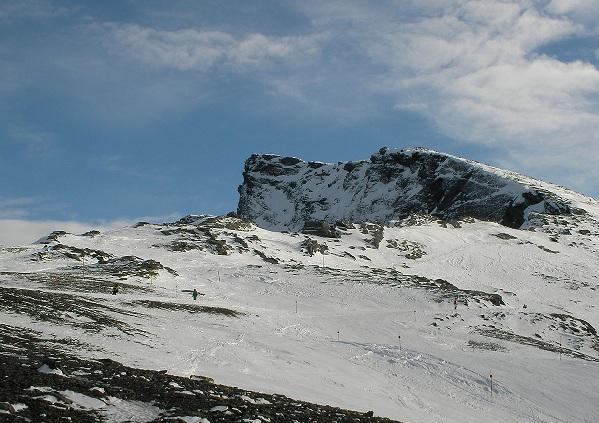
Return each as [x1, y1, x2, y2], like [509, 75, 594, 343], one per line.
[192, 288, 198, 301]
[112, 283, 119, 295]
[454, 297, 457, 310]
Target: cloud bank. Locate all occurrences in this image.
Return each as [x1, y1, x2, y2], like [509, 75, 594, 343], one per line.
[0, 196, 180, 245]
[0, 219, 131, 246]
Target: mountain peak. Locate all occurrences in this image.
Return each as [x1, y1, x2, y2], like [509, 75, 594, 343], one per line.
[238, 147, 594, 232]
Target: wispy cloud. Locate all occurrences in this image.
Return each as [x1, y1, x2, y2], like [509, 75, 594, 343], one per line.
[98, 154, 128, 172]
[0, 0, 72, 20]
[0, 196, 36, 219]
[546, 0, 599, 28]
[103, 23, 322, 72]
[0, 196, 75, 222]
[9, 127, 54, 157]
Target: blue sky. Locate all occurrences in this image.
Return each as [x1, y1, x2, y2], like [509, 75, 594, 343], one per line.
[1, 0, 598, 244]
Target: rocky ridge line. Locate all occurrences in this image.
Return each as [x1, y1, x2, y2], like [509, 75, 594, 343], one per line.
[238, 147, 593, 231]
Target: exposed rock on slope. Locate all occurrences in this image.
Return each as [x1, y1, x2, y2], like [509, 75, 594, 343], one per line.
[0, 323, 398, 423]
[238, 147, 593, 231]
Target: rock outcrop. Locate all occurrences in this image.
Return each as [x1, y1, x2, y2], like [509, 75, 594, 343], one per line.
[238, 147, 588, 231]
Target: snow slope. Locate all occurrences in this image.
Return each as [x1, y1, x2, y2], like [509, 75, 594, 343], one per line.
[1, 210, 598, 422]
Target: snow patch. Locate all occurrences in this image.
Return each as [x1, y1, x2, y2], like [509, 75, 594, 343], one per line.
[37, 364, 64, 376]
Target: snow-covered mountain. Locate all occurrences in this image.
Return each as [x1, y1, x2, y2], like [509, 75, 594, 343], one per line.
[1, 148, 599, 422]
[238, 147, 598, 232]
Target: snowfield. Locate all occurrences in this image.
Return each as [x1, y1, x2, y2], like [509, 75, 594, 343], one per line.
[1, 212, 598, 422]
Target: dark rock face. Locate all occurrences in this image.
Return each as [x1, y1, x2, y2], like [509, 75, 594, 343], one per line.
[501, 191, 545, 228]
[33, 244, 113, 264]
[360, 223, 384, 248]
[101, 256, 179, 278]
[81, 230, 101, 237]
[238, 147, 576, 231]
[303, 221, 340, 238]
[36, 231, 68, 244]
[301, 238, 329, 256]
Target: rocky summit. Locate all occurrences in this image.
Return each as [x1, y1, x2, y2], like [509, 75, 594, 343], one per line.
[238, 147, 593, 231]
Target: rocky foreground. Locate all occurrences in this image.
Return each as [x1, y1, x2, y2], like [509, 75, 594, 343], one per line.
[0, 322, 397, 423]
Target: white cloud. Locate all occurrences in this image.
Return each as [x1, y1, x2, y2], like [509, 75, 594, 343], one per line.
[437, 58, 599, 141]
[290, 0, 599, 191]
[104, 23, 321, 72]
[546, 0, 599, 26]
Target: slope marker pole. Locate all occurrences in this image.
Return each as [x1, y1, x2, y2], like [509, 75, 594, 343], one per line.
[559, 335, 562, 361]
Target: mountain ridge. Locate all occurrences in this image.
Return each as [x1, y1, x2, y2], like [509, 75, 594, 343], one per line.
[238, 147, 598, 233]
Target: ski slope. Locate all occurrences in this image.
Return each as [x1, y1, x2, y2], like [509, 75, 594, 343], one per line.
[1, 214, 598, 422]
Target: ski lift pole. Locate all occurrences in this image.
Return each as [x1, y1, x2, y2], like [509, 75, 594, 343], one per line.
[490, 373, 493, 397]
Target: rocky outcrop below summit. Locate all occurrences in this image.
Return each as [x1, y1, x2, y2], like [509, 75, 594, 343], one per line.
[238, 147, 588, 231]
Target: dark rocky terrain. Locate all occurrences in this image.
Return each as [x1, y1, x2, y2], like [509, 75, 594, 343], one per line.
[0, 322, 398, 422]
